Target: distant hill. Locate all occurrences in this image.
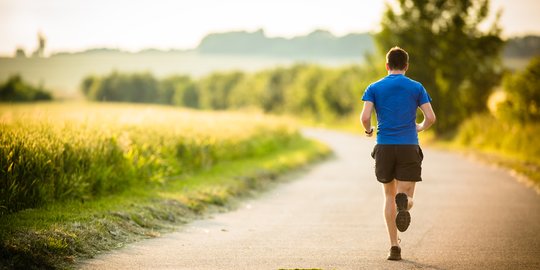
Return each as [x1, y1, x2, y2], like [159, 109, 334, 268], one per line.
[47, 30, 539, 60]
[49, 29, 375, 59]
[504, 35, 540, 58]
[197, 29, 374, 58]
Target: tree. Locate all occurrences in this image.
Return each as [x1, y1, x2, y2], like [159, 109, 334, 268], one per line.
[198, 72, 244, 110]
[376, 0, 504, 133]
[81, 72, 159, 103]
[161, 75, 199, 108]
[0, 75, 52, 102]
[14, 47, 26, 58]
[322, 65, 369, 117]
[32, 32, 46, 58]
[80, 76, 97, 97]
[499, 56, 540, 123]
[227, 73, 265, 110]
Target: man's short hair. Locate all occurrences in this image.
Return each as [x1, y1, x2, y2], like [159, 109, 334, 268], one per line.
[386, 46, 409, 70]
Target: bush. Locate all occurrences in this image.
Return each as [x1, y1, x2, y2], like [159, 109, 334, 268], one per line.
[82, 72, 159, 103]
[455, 113, 540, 164]
[498, 56, 540, 123]
[0, 75, 53, 102]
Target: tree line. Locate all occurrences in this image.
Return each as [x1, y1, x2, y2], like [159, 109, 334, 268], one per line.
[81, 62, 384, 121]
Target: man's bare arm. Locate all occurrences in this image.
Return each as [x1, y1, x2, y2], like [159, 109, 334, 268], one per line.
[361, 101, 375, 137]
[417, 102, 436, 132]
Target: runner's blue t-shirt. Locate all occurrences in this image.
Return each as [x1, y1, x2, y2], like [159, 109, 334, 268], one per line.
[361, 74, 431, 145]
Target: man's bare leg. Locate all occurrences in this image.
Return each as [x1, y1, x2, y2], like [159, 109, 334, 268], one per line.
[396, 181, 416, 210]
[382, 180, 399, 247]
[394, 180, 416, 232]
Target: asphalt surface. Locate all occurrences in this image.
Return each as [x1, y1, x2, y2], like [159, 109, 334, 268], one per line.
[80, 128, 540, 270]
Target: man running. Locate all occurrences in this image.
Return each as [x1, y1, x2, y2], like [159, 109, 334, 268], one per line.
[360, 46, 436, 261]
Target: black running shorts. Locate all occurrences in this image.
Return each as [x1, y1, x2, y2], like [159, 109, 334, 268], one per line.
[370, 144, 423, 183]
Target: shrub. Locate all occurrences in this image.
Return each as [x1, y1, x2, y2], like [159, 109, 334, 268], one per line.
[0, 75, 53, 102]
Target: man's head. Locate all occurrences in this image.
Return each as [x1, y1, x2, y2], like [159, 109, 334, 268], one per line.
[386, 46, 409, 71]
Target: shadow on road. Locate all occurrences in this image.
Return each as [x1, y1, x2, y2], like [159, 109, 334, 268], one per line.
[398, 259, 445, 270]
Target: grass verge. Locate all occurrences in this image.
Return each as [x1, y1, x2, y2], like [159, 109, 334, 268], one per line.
[0, 137, 330, 270]
[450, 114, 540, 191]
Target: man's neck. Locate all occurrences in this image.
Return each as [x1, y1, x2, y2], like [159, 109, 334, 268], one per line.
[388, 70, 406, 75]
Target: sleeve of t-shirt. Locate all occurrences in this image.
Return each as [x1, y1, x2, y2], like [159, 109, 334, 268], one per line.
[417, 84, 432, 106]
[361, 84, 375, 103]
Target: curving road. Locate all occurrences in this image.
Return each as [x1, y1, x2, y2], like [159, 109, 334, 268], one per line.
[81, 128, 540, 270]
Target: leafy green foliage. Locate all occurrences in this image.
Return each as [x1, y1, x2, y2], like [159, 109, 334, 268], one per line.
[455, 113, 540, 187]
[81, 72, 159, 103]
[81, 64, 383, 121]
[456, 114, 540, 163]
[198, 71, 245, 110]
[160, 75, 199, 107]
[0, 75, 53, 102]
[376, 0, 504, 133]
[499, 56, 540, 122]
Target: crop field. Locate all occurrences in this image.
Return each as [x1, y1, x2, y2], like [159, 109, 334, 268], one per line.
[0, 102, 301, 215]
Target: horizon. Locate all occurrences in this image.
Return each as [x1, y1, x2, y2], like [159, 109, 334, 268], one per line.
[3, 27, 539, 58]
[1, 0, 539, 57]
[6, 29, 375, 57]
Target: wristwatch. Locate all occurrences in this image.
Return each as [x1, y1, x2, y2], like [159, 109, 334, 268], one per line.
[365, 127, 374, 135]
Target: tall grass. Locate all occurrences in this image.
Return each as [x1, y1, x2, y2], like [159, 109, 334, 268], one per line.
[0, 103, 298, 215]
[454, 114, 540, 186]
[454, 114, 540, 164]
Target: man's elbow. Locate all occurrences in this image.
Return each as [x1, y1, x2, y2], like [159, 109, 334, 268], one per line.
[428, 114, 436, 125]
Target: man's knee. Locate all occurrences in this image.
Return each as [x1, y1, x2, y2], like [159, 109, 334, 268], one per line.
[396, 181, 415, 194]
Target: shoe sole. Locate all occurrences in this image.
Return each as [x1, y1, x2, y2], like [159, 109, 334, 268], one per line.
[387, 246, 402, 260]
[387, 255, 402, 261]
[395, 193, 410, 232]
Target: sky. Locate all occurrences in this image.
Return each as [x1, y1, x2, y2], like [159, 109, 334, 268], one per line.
[0, 0, 539, 56]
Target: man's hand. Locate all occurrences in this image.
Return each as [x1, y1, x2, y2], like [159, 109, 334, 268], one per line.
[365, 127, 374, 137]
[416, 123, 423, 132]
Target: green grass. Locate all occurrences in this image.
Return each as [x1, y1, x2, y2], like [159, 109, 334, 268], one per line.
[0, 135, 330, 269]
[450, 113, 540, 189]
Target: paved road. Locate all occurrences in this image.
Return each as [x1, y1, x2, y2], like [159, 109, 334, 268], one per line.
[81, 129, 540, 270]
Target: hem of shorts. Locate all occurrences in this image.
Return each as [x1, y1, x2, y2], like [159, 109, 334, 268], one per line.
[377, 178, 422, 183]
[396, 178, 422, 182]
